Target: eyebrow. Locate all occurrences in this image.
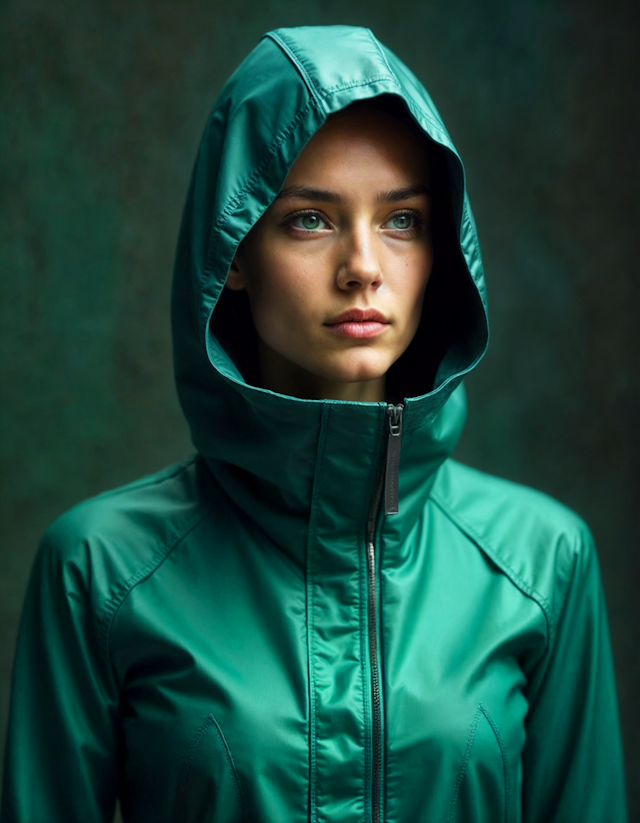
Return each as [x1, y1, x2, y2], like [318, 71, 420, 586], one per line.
[274, 183, 431, 205]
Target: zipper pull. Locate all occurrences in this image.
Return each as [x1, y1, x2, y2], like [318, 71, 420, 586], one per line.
[384, 403, 404, 515]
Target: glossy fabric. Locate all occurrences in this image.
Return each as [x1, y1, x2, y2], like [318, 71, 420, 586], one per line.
[1, 24, 627, 823]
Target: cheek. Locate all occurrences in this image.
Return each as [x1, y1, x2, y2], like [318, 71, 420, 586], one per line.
[254, 271, 305, 317]
[397, 249, 433, 325]
[246, 253, 321, 341]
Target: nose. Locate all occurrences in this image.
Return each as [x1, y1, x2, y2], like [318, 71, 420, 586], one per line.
[335, 223, 383, 291]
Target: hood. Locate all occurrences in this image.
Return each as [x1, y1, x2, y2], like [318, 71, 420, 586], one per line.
[171, 24, 489, 560]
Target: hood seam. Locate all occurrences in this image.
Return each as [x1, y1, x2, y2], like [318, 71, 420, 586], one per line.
[365, 27, 396, 82]
[320, 75, 400, 97]
[401, 94, 450, 138]
[199, 97, 321, 340]
[264, 31, 325, 108]
[211, 96, 319, 235]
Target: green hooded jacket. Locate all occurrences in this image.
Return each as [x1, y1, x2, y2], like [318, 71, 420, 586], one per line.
[1, 24, 628, 823]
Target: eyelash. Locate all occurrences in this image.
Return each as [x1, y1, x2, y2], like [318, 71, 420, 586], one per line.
[283, 208, 426, 234]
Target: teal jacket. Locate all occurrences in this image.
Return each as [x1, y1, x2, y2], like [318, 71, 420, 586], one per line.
[1, 24, 627, 823]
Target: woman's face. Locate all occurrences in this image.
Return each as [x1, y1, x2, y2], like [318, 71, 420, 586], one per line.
[227, 104, 433, 401]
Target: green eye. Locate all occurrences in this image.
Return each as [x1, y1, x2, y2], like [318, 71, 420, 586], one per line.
[290, 212, 326, 231]
[388, 214, 414, 230]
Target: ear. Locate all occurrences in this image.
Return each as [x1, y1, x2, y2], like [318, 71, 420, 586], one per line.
[225, 251, 247, 291]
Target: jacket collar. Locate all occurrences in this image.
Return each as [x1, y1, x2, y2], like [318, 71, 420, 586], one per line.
[188, 368, 469, 567]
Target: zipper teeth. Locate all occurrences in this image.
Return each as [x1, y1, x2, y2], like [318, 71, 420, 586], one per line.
[367, 539, 382, 823]
[365, 402, 402, 823]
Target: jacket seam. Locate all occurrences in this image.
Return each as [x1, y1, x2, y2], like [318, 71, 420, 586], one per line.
[429, 490, 554, 649]
[359, 529, 372, 823]
[202, 98, 319, 312]
[370, 412, 386, 823]
[399, 93, 449, 136]
[447, 704, 482, 822]
[98, 503, 215, 666]
[366, 28, 396, 82]
[212, 99, 318, 232]
[181, 713, 246, 819]
[305, 404, 330, 823]
[76, 455, 199, 506]
[266, 30, 403, 101]
[321, 75, 400, 97]
[479, 703, 510, 823]
[264, 32, 325, 107]
[447, 703, 510, 822]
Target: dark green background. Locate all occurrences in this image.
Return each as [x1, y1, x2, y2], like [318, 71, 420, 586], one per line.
[1, 0, 638, 819]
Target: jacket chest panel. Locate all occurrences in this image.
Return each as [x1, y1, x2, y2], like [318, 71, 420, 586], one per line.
[382, 653, 528, 823]
[115, 531, 311, 823]
[380, 516, 537, 823]
[120, 673, 310, 823]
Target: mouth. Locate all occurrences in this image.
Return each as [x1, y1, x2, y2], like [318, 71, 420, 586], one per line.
[324, 308, 390, 340]
[326, 308, 389, 325]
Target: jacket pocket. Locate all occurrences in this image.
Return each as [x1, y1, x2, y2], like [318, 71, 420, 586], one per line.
[447, 703, 511, 823]
[179, 713, 246, 823]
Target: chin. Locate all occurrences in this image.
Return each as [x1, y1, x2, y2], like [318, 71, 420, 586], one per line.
[319, 351, 391, 384]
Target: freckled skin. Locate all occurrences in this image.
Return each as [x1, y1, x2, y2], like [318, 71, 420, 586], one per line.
[227, 106, 433, 402]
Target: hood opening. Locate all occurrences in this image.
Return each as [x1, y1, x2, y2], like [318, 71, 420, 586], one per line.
[209, 94, 484, 404]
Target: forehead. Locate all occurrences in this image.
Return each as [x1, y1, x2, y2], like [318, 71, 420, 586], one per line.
[283, 106, 431, 188]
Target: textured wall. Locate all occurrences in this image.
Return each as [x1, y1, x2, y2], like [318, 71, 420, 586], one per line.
[1, 0, 638, 818]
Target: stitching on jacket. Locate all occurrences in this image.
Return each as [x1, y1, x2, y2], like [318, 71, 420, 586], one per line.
[77, 455, 199, 505]
[266, 30, 401, 101]
[376, 432, 389, 823]
[429, 490, 554, 651]
[399, 93, 449, 135]
[359, 533, 372, 823]
[479, 703, 510, 823]
[366, 28, 397, 82]
[357, 410, 383, 823]
[378, 572, 386, 823]
[264, 32, 324, 106]
[447, 705, 482, 822]
[447, 704, 509, 823]
[99, 503, 214, 661]
[212, 98, 318, 232]
[365, 407, 386, 822]
[305, 405, 330, 823]
[320, 75, 400, 96]
[180, 713, 246, 820]
[202, 98, 319, 308]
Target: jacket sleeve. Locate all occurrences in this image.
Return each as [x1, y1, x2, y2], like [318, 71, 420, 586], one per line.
[521, 523, 628, 822]
[1, 520, 119, 823]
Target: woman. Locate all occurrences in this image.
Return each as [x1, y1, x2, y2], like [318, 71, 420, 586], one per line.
[1, 24, 627, 823]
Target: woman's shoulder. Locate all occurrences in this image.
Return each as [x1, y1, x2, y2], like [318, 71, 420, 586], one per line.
[430, 458, 598, 630]
[432, 457, 589, 537]
[32, 454, 215, 604]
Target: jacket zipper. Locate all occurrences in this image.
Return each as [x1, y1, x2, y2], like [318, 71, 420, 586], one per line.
[365, 402, 404, 823]
[384, 404, 404, 516]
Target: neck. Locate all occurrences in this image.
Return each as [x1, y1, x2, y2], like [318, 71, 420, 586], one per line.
[257, 339, 386, 402]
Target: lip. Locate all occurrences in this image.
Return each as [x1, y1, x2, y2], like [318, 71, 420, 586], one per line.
[324, 308, 390, 340]
[326, 308, 389, 325]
